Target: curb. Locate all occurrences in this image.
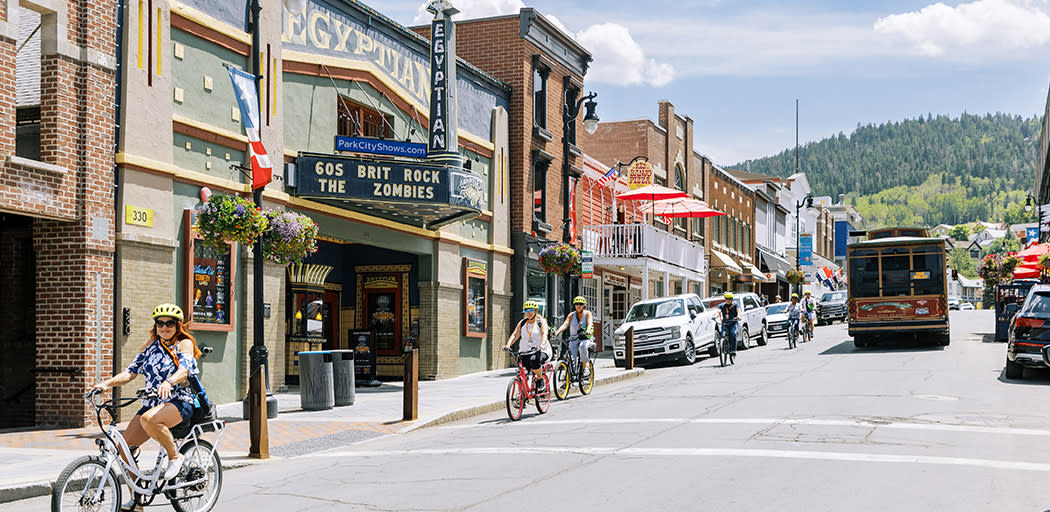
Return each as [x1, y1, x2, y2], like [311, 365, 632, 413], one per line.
[0, 368, 644, 504]
[398, 367, 645, 433]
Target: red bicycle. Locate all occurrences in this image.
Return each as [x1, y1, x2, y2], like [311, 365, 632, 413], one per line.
[503, 348, 553, 421]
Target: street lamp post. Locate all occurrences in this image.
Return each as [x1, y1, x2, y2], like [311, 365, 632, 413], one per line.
[795, 193, 813, 294]
[1026, 193, 1042, 243]
[561, 91, 598, 319]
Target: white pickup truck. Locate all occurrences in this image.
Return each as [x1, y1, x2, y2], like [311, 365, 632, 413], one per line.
[612, 293, 721, 367]
[702, 292, 769, 349]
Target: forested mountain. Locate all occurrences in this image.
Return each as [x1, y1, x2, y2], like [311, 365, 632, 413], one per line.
[733, 113, 1041, 227]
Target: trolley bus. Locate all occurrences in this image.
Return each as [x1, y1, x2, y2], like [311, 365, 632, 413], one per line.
[846, 227, 950, 347]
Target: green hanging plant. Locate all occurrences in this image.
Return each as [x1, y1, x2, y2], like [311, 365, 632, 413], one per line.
[195, 193, 268, 250]
[260, 209, 320, 265]
[538, 243, 582, 275]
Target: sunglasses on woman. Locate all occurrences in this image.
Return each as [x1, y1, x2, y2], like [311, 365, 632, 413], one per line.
[523, 308, 536, 313]
[155, 319, 178, 328]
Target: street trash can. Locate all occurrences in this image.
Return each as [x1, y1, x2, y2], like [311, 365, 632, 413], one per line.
[331, 349, 356, 406]
[298, 351, 334, 411]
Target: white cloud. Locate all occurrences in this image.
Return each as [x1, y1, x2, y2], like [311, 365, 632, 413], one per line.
[577, 23, 675, 87]
[873, 0, 1050, 57]
[411, 1, 674, 86]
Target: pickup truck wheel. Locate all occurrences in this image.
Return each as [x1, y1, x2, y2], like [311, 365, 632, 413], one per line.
[739, 326, 750, 350]
[678, 338, 696, 365]
[757, 325, 768, 346]
[1005, 358, 1023, 379]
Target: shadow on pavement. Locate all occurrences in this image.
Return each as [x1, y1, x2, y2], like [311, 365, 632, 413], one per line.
[820, 339, 946, 355]
[997, 366, 1050, 386]
[979, 333, 1002, 343]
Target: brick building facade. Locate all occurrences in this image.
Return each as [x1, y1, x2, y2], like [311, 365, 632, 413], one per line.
[420, 9, 594, 328]
[0, 1, 117, 427]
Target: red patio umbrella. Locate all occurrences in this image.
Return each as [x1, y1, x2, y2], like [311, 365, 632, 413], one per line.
[1014, 267, 1042, 279]
[616, 184, 688, 227]
[639, 197, 725, 221]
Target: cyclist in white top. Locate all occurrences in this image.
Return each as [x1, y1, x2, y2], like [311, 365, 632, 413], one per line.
[554, 296, 596, 377]
[505, 300, 553, 389]
[802, 290, 817, 341]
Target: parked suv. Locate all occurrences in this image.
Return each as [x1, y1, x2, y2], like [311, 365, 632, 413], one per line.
[1005, 284, 1050, 379]
[612, 294, 719, 367]
[816, 291, 848, 325]
[702, 292, 768, 349]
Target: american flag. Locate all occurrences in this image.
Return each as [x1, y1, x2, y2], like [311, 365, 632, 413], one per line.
[227, 66, 273, 189]
[596, 167, 617, 188]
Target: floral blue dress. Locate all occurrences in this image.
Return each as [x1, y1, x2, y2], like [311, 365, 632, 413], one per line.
[126, 338, 198, 416]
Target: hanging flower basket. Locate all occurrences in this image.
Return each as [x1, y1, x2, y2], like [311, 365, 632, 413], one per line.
[785, 269, 806, 284]
[538, 243, 582, 275]
[195, 194, 268, 250]
[260, 209, 320, 265]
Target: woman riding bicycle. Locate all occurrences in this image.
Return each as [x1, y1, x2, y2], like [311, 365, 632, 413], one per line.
[787, 293, 803, 341]
[718, 292, 740, 356]
[504, 300, 553, 391]
[554, 296, 595, 378]
[91, 303, 203, 508]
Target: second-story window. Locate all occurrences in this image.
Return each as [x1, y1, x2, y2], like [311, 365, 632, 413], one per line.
[533, 158, 549, 222]
[564, 84, 579, 145]
[338, 97, 392, 139]
[533, 63, 549, 130]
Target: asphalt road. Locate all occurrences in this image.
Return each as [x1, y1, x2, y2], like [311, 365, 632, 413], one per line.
[16, 310, 1050, 511]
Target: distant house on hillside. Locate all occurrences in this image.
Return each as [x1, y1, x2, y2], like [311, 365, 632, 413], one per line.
[938, 235, 955, 251]
[971, 228, 1007, 243]
[958, 276, 984, 305]
[1009, 222, 1038, 244]
[930, 224, 954, 237]
[967, 238, 996, 259]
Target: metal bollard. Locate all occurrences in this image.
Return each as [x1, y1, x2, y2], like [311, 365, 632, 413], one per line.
[248, 367, 269, 459]
[403, 349, 419, 421]
[625, 326, 634, 370]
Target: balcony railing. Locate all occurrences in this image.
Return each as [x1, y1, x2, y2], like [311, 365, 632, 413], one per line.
[580, 223, 706, 273]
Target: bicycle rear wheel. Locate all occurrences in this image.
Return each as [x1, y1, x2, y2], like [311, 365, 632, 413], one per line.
[51, 455, 121, 512]
[553, 361, 570, 400]
[169, 439, 223, 512]
[535, 373, 551, 414]
[579, 360, 594, 395]
[506, 378, 525, 421]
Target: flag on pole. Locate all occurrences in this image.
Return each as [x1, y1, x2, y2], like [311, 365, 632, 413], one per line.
[227, 66, 272, 189]
[596, 167, 617, 188]
[569, 176, 578, 244]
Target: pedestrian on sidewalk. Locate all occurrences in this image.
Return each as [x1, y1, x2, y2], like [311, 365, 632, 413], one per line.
[91, 303, 203, 511]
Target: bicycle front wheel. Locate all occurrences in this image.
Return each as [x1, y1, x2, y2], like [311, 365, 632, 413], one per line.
[579, 360, 594, 395]
[719, 338, 728, 367]
[170, 439, 223, 512]
[51, 455, 121, 512]
[553, 361, 570, 400]
[506, 378, 525, 421]
[535, 373, 551, 414]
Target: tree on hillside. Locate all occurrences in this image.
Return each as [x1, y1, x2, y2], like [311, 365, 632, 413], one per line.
[947, 247, 977, 278]
[949, 225, 969, 241]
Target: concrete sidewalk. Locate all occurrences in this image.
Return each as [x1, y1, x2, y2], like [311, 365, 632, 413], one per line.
[0, 355, 642, 503]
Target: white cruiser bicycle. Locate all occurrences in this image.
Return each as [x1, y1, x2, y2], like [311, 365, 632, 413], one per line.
[51, 387, 225, 512]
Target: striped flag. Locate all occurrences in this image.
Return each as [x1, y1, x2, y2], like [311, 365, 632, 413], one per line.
[227, 66, 273, 190]
[596, 167, 617, 188]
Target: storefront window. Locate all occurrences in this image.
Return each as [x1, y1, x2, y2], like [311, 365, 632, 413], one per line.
[526, 269, 548, 317]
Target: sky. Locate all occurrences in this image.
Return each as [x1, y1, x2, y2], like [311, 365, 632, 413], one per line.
[376, 0, 1050, 167]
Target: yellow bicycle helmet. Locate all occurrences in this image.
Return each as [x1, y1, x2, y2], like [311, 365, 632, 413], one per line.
[152, 303, 184, 321]
[791, 293, 799, 299]
[723, 292, 734, 299]
[573, 296, 586, 305]
[522, 300, 538, 312]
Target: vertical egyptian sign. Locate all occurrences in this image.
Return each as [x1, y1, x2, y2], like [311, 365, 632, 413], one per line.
[427, 1, 459, 161]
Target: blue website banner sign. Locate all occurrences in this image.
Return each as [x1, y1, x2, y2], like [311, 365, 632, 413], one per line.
[800, 234, 813, 266]
[835, 221, 849, 259]
[335, 136, 427, 158]
[1028, 227, 1039, 243]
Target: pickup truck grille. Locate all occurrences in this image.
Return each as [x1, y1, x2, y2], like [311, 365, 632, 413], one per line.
[819, 304, 846, 316]
[629, 327, 673, 348]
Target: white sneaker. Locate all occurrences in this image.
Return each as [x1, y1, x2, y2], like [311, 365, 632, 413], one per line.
[121, 498, 138, 511]
[163, 454, 184, 480]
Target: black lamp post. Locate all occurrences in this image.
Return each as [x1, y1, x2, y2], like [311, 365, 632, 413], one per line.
[561, 91, 598, 319]
[1026, 193, 1042, 243]
[795, 193, 813, 294]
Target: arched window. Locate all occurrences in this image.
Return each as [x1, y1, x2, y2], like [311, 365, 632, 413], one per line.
[674, 164, 685, 191]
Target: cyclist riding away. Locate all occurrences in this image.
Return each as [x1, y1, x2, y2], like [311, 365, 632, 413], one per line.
[554, 296, 595, 378]
[505, 301, 553, 392]
[802, 290, 817, 341]
[91, 303, 203, 511]
[718, 292, 740, 357]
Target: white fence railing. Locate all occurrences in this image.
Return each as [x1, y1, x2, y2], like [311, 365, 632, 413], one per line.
[580, 223, 706, 273]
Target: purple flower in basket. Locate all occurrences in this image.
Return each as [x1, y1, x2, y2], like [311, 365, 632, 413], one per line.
[234, 204, 246, 217]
